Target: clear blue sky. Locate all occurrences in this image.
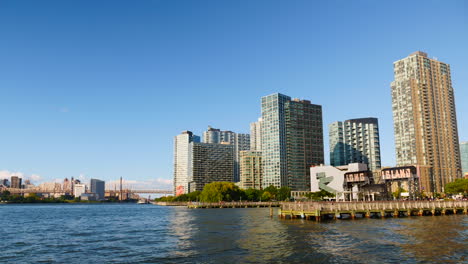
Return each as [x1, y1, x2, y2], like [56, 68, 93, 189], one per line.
[1, 0, 467, 188]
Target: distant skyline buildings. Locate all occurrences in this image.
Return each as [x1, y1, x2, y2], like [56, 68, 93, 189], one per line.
[90, 178, 105, 200]
[391, 51, 462, 193]
[329, 118, 381, 171]
[10, 176, 22, 189]
[261, 93, 323, 191]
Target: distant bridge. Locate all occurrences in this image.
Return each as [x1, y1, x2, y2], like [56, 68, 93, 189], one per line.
[126, 189, 173, 194]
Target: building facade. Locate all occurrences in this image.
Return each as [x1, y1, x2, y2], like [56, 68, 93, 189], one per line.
[90, 179, 105, 200]
[261, 93, 324, 190]
[73, 184, 86, 197]
[250, 118, 262, 151]
[202, 126, 250, 182]
[239, 150, 262, 190]
[391, 51, 462, 193]
[285, 99, 324, 191]
[310, 163, 379, 201]
[329, 118, 381, 171]
[10, 176, 22, 189]
[461, 142, 468, 175]
[189, 142, 234, 192]
[173, 131, 200, 195]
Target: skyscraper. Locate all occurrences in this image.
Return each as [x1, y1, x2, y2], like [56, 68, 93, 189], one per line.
[189, 142, 234, 192]
[391, 51, 462, 193]
[285, 98, 324, 191]
[202, 126, 221, 144]
[174, 131, 200, 195]
[329, 118, 381, 171]
[261, 93, 290, 188]
[202, 126, 249, 182]
[261, 93, 324, 190]
[250, 118, 262, 151]
[461, 142, 468, 175]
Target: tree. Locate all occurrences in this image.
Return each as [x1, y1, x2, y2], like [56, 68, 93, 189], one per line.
[263, 185, 278, 200]
[261, 191, 272, 201]
[244, 188, 261, 201]
[0, 190, 11, 200]
[444, 179, 468, 195]
[392, 187, 407, 199]
[305, 190, 335, 201]
[277, 186, 291, 201]
[199, 182, 242, 202]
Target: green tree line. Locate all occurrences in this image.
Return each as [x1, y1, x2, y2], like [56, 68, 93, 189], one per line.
[155, 182, 335, 202]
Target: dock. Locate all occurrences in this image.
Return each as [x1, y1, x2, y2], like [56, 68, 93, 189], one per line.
[279, 200, 468, 220]
[187, 201, 280, 208]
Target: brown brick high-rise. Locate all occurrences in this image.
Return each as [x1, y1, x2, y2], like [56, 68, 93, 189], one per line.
[391, 51, 462, 194]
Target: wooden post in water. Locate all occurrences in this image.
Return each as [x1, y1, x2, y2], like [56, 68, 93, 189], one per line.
[270, 206, 273, 218]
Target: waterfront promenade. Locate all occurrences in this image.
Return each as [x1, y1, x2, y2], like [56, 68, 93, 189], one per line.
[187, 201, 280, 208]
[279, 200, 468, 220]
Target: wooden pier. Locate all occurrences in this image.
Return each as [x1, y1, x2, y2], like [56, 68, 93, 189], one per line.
[187, 201, 280, 209]
[279, 200, 468, 220]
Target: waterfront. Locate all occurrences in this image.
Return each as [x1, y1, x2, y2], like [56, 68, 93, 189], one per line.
[0, 204, 466, 263]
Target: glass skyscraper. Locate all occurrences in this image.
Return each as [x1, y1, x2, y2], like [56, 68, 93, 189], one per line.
[261, 93, 324, 190]
[329, 118, 381, 171]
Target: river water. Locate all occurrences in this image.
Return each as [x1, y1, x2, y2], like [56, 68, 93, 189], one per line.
[0, 204, 466, 263]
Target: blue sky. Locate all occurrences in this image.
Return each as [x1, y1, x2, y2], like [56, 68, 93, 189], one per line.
[1, 0, 467, 188]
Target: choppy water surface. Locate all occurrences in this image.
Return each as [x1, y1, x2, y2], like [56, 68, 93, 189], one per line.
[0, 204, 466, 263]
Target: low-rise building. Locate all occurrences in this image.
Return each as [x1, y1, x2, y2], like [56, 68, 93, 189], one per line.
[309, 163, 382, 201]
[73, 184, 86, 197]
[381, 166, 420, 199]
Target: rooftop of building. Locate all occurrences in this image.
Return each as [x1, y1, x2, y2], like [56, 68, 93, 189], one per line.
[345, 117, 378, 124]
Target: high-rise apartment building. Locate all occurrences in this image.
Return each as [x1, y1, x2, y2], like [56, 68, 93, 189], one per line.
[239, 150, 262, 190]
[174, 131, 200, 195]
[202, 126, 221, 144]
[90, 179, 105, 200]
[250, 118, 262, 151]
[329, 118, 381, 171]
[174, 130, 235, 194]
[391, 51, 462, 193]
[202, 126, 249, 182]
[461, 142, 468, 175]
[261, 93, 324, 190]
[285, 98, 324, 191]
[189, 142, 234, 192]
[10, 176, 22, 189]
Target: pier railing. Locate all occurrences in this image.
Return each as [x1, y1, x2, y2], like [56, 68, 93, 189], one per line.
[281, 200, 468, 212]
[187, 201, 280, 208]
[280, 200, 468, 220]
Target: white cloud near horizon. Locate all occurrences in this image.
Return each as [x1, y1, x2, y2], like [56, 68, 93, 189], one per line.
[0, 170, 43, 182]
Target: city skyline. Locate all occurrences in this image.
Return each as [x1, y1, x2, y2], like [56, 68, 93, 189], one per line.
[1, 1, 467, 189]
